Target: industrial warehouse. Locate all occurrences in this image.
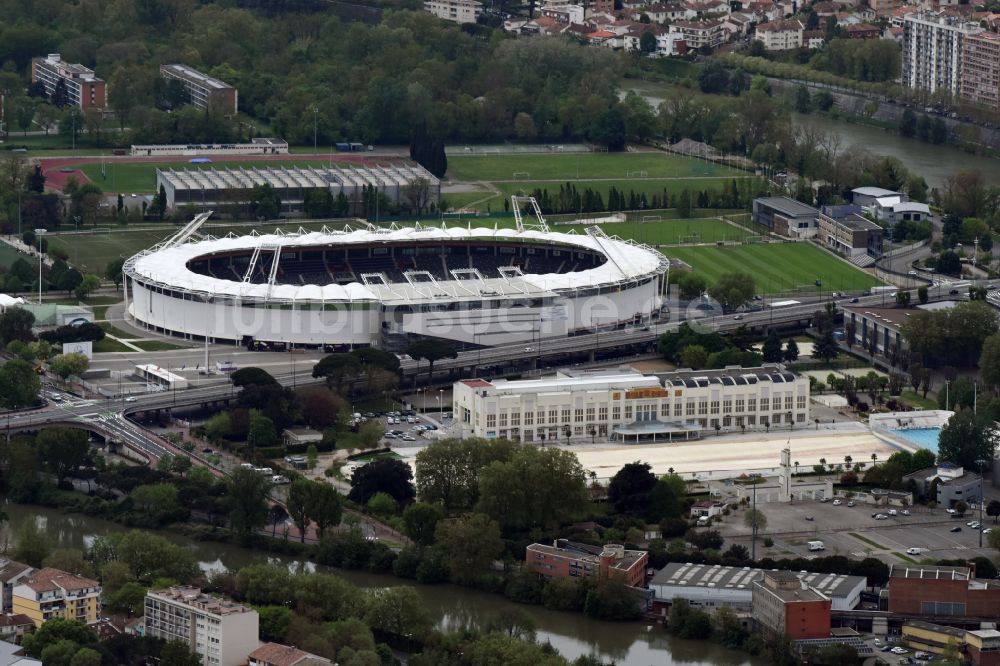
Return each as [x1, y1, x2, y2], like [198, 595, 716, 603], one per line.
[153, 163, 441, 213]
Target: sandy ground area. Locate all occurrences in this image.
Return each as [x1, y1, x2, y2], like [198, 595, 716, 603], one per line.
[562, 429, 898, 481]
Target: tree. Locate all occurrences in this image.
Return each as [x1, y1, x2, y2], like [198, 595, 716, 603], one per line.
[249, 183, 281, 220]
[475, 446, 588, 533]
[708, 272, 755, 312]
[105, 258, 126, 289]
[13, 518, 53, 567]
[247, 410, 278, 452]
[414, 438, 521, 513]
[744, 508, 767, 533]
[899, 108, 917, 138]
[936, 250, 961, 276]
[306, 482, 342, 539]
[74, 274, 101, 301]
[987, 500, 1000, 524]
[677, 272, 707, 301]
[403, 502, 444, 547]
[287, 479, 313, 543]
[762, 330, 783, 363]
[938, 410, 996, 470]
[363, 587, 431, 640]
[69, 647, 102, 666]
[0, 359, 41, 408]
[22, 619, 96, 658]
[159, 641, 203, 666]
[980, 333, 1000, 390]
[608, 462, 657, 515]
[105, 581, 147, 617]
[784, 338, 800, 362]
[794, 85, 811, 114]
[434, 512, 503, 586]
[646, 474, 687, 522]
[49, 352, 90, 380]
[918, 285, 929, 305]
[348, 458, 416, 506]
[226, 467, 271, 536]
[406, 339, 457, 383]
[0, 307, 35, 344]
[36, 427, 90, 481]
[679, 344, 708, 369]
[814, 330, 839, 364]
[639, 30, 657, 54]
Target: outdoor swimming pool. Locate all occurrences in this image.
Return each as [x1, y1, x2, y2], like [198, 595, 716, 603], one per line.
[889, 427, 941, 453]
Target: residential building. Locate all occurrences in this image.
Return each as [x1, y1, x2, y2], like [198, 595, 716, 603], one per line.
[817, 205, 883, 259]
[723, 13, 754, 36]
[873, 199, 930, 226]
[755, 19, 804, 50]
[11, 568, 101, 628]
[648, 563, 865, 619]
[902, 621, 967, 656]
[902, 12, 981, 97]
[0, 640, 40, 666]
[623, 26, 688, 56]
[0, 561, 32, 614]
[869, 0, 900, 15]
[903, 462, 983, 508]
[887, 564, 1000, 618]
[526, 540, 648, 587]
[961, 31, 1000, 111]
[752, 197, 818, 239]
[248, 643, 332, 666]
[803, 30, 826, 48]
[0, 615, 34, 643]
[541, 4, 585, 23]
[967, 629, 1000, 666]
[144, 586, 260, 666]
[844, 23, 880, 38]
[453, 366, 810, 444]
[751, 570, 832, 640]
[668, 19, 728, 48]
[594, 0, 614, 13]
[159, 65, 237, 115]
[282, 427, 322, 447]
[842, 305, 909, 355]
[689, 500, 725, 518]
[30, 54, 105, 109]
[424, 0, 482, 22]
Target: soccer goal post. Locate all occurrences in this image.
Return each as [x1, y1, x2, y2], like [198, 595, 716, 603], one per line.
[641, 215, 661, 224]
[626, 170, 649, 178]
[512, 171, 530, 180]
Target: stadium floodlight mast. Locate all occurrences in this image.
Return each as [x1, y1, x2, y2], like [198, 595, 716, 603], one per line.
[35, 229, 46, 304]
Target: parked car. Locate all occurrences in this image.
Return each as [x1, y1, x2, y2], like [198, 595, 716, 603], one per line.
[832, 499, 842, 506]
[951, 526, 962, 532]
[906, 547, 923, 555]
[875, 514, 889, 520]
[847, 501, 855, 507]
[202, 447, 214, 454]
[891, 647, 909, 655]
[901, 509, 910, 515]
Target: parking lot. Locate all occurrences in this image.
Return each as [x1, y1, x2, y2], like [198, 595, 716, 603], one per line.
[351, 409, 447, 449]
[716, 497, 997, 564]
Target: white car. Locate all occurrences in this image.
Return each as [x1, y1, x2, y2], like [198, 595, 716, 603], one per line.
[832, 499, 842, 506]
[891, 647, 909, 655]
[970, 521, 981, 529]
[399, 435, 416, 442]
[875, 514, 889, 520]
[983, 528, 992, 534]
[124, 396, 138, 402]
[947, 508, 957, 514]
[967, 520, 978, 527]
[906, 547, 923, 555]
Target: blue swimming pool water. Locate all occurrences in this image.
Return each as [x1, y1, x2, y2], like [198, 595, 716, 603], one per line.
[889, 427, 941, 453]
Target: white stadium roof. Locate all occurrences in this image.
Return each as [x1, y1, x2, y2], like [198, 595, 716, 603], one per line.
[126, 225, 667, 304]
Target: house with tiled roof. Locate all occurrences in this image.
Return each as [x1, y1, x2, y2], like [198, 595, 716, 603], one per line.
[723, 12, 754, 35]
[0, 561, 32, 615]
[0, 615, 33, 642]
[844, 22, 880, 37]
[248, 643, 333, 666]
[12, 568, 101, 627]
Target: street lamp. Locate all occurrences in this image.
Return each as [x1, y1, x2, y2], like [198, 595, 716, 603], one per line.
[438, 389, 443, 415]
[312, 106, 318, 152]
[978, 459, 989, 548]
[35, 229, 46, 304]
[750, 473, 761, 560]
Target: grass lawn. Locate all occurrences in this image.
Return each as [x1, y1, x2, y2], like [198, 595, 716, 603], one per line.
[93, 337, 132, 353]
[848, 532, 886, 549]
[446, 152, 743, 181]
[494, 177, 743, 204]
[0, 242, 37, 273]
[131, 340, 185, 351]
[98, 321, 135, 339]
[48, 220, 349, 274]
[562, 218, 757, 245]
[78, 159, 360, 194]
[665, 243, 882, 295]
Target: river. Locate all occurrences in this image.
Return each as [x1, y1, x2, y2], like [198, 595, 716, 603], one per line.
[8, 503, 759, 666]
[624, 81, 1000, 189]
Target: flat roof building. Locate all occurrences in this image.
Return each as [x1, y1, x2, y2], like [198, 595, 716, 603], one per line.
[967, 629, 1000, 666]
[902, 620, 967, 655]
[752, 197, 818, 239]
[31, 54, 105, 109]
[155, 164, 440, 214]
[453, 365, 809, 444]
[962, 32, 1000, 111]
[648, 563, 865, 619]
[817, 205, 883, 262]
[144, 586, 259, 666]
[752, 570, 831, 640]
[160, 64, 237, 114]
[526, 540, 648, 588]
[903, 462, 982, 508]
[888, 564, 1000, 619]
[424, 0, 482, 23]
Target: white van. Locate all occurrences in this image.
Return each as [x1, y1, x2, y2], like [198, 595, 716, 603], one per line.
[697, 515, 711, 527]
[808, 540, 825, 551]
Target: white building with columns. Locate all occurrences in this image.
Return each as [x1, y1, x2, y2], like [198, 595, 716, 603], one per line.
[453, 365, 810, 443]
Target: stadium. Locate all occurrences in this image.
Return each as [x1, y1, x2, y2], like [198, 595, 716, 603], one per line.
[122, 206, 670, 349]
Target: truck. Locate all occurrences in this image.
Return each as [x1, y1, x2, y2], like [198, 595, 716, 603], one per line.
[808, 540, 825, 551]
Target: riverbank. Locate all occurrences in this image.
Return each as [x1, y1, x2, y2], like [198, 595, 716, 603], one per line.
[6, 502, 759, 666]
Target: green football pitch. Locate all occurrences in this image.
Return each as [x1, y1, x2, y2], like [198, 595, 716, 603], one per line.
[665, 244, 882, 295]
[446, 152, 741, 181]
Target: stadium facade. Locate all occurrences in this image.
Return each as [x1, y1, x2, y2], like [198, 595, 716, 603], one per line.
[123, 219, 668, 349]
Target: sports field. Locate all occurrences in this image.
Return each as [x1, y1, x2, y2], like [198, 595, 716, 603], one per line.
[563, 218, 757, 245]
[46, 220, 350, 275]
[665, 243, 882, 295]
[79, 159, 360, 194]
[447, 152, 741, 181]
